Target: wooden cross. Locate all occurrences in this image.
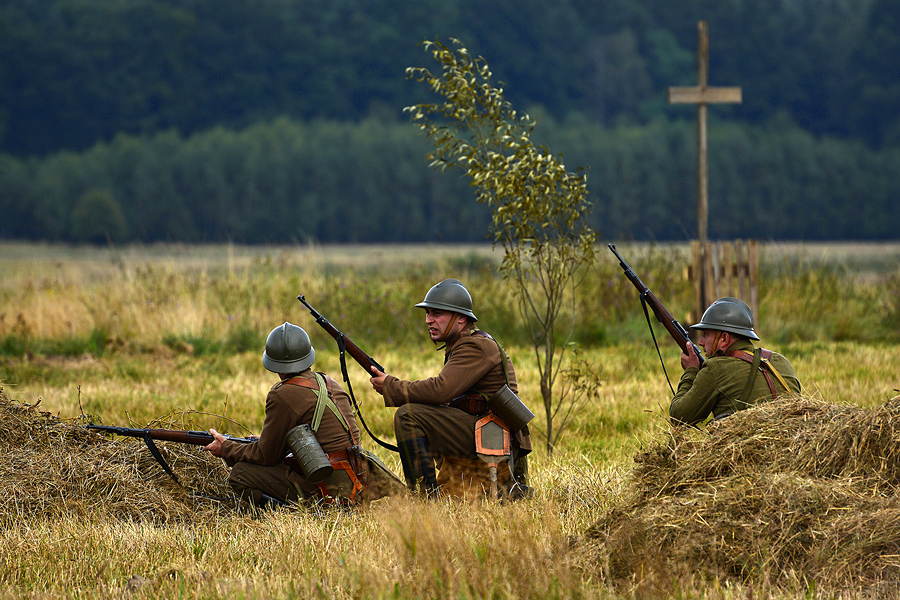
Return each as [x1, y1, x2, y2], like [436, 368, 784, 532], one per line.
[668, 21, 741, 243]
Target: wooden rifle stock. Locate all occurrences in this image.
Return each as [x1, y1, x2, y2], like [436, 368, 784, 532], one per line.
[608, 244, 704, 367]
[297, 295, 399, 453]
[297, 295, 386, 374]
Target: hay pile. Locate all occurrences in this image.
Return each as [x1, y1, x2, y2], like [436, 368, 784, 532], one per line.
[0, 388, 238, 523]
[586, 396, 900, 595]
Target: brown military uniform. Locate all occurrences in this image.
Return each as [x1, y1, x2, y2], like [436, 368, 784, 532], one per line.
[220, 370, 362, 504]
[382, 328, 532, 492]
[670, 338, 801, 426]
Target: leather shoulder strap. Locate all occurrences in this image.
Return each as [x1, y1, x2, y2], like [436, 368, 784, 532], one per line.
[283, 376, 319, 390]
[728, 348, 778, 404]
[470, 328, 512, 388]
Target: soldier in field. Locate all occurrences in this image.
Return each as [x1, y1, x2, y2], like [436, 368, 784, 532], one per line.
[670, 297, 802, 426]
[205, 322, 402, 508]
[368, 279, 532, 499]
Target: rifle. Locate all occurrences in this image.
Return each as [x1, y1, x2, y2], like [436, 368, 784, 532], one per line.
[87, 424, 256, 484]
[297, 295, 398, 453]
[298, 295, 385, 375]
[608, 244, 704, 391]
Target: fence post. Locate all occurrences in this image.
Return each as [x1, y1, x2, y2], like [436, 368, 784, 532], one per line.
[689, 240, 759, 330]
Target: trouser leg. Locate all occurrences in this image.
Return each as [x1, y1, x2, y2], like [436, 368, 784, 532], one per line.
[228, 461, 300, 507]
[394, 403, 479, 496]
[256, 493, 286, 509]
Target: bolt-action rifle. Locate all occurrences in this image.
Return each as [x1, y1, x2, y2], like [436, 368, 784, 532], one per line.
[608, 244, 704, 392]
[298, 295, 385, 375]
[297, 295, 397, 453]
[86, 424, 259, 484]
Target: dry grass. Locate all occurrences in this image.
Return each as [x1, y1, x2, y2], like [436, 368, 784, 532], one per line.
[0, 388, 617, 599]
[0, 392, 238, 524]
[584, 395, 900, 597]
[2, 242, 900, 598]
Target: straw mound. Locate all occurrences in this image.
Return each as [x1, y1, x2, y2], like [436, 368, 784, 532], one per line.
[0, 389, 237, 523]
[585, 396, 900, 595]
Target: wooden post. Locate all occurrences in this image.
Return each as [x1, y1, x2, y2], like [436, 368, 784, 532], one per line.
[668, 21, 742, 244]
[670, 21, 746, 327]
[721, 241, 734, 296]
[690, 240, 759, 329]
[735, 239, 747, 300]
[748, 240, 759, 321]
[691, 241, 703, 324]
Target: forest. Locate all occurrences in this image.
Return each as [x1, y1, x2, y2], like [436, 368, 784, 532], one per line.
[1, 0, 898, 243]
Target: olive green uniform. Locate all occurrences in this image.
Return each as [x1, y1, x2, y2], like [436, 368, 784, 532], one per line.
[670, 338, 801, 426]
[220, 370, 361, 504]
[382, 328, 532, 487]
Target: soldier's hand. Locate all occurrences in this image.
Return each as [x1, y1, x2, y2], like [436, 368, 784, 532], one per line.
[681, 341, 700, 370]
[205, 428, 226, 457]
[369, 365, 387, 395]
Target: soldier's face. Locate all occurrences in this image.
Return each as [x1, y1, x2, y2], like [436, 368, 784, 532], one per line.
[424, 309, 463, 342]
[697, 329, 728, 356]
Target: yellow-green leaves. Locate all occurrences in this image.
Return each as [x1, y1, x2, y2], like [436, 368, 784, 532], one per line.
[407, 39, 598, 453]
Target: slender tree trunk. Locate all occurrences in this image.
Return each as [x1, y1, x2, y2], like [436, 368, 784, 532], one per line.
[542, 376, 553, 455]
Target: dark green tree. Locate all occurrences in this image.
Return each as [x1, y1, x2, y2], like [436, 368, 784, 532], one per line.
[71, 188, 127, 244]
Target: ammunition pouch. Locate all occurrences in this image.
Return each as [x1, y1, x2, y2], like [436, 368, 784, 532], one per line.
[316, 445, 367, 506]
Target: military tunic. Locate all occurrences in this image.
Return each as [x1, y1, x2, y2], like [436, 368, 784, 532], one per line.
[220, 370, 360, 503]
[382, 328, 532, 461]
[670, 338, 801, 426]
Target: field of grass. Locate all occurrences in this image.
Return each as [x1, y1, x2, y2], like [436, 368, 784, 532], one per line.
[1, 241, 900, 599]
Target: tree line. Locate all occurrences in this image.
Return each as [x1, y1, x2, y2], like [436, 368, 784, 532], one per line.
[2, 116, 897, 244]
[1, 0, 897, 158]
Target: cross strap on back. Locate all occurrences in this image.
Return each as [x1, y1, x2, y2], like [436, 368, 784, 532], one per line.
[727, 348, 793, 407]
[283, 373, 357, 444]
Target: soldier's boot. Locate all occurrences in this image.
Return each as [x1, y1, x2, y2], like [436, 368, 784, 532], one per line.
[505, 454, 534, 501]
[399, 437, 439, 499]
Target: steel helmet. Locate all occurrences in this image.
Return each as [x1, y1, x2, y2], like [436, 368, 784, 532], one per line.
[690, 297, 759, 340]
[262, 322, 315, 374]
[414, 278, 477, 321]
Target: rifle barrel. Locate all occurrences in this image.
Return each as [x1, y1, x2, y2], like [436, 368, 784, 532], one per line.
[297, 295, 385, 373]
[608, 244, 705, 367]
[87, 424, 253, 445]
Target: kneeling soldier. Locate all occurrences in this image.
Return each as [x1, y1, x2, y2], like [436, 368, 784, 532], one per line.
[205, 322, 402, 508]
[369, 279, 533, 499]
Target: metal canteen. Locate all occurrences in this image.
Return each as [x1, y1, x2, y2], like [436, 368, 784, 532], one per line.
[285, 424, 333, 483]
[486, 385, 534, 431]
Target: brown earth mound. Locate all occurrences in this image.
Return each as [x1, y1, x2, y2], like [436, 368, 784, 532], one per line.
[585, 396, 900, 596]
[0, 388, 238, 523]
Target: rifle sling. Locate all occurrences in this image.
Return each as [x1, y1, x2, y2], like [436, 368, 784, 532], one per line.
[128, 430, 250, 502]
[336, 334, 399, 453]
[641, 292, 676, 396]
[141, 431, 182, 485]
